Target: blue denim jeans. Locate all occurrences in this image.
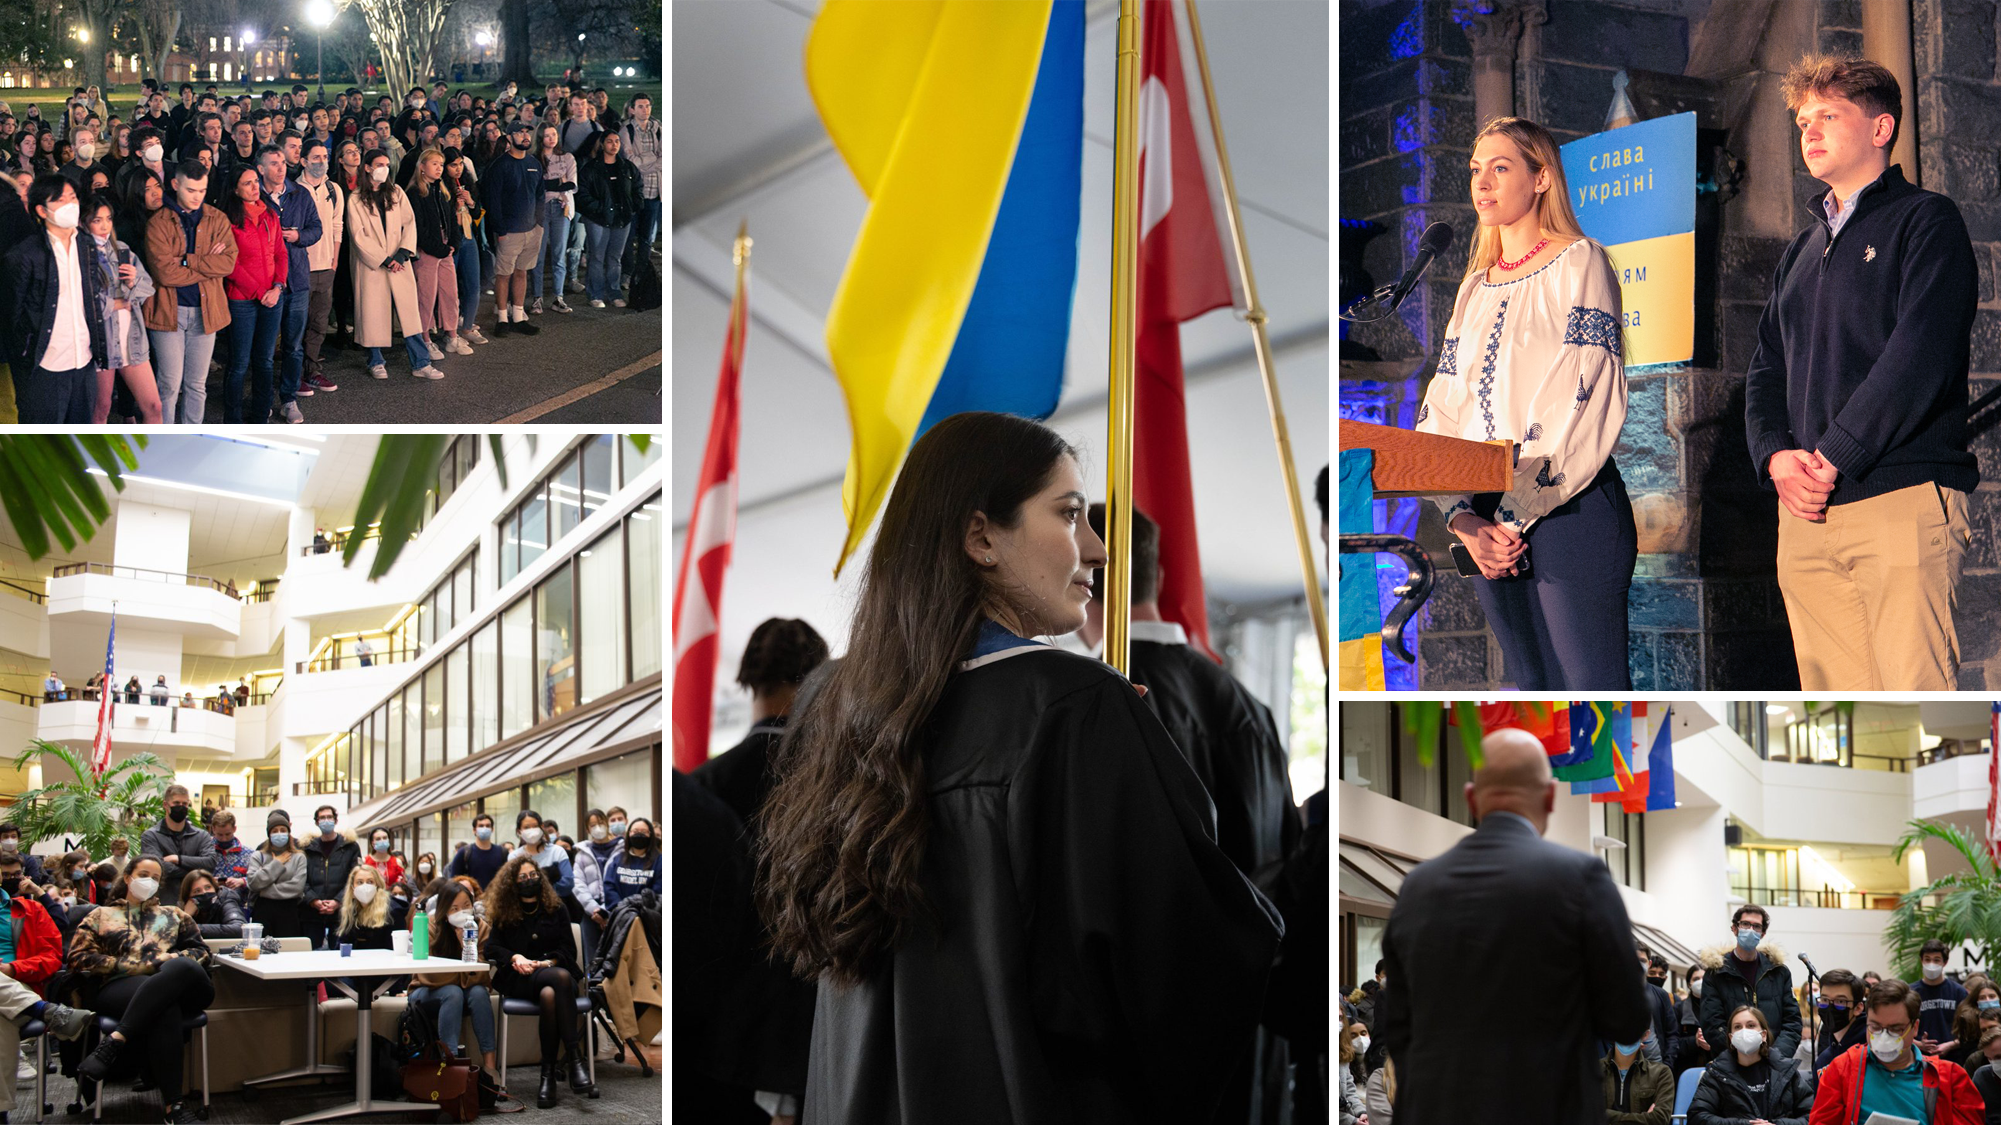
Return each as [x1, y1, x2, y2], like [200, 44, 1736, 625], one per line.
[223, 297, 281, 423]
[366, 335, 431, 372]
[408, 984, 497, 1055]
[148, 307, 215, 424]
[583, 221, 631, 302]
[455, 235, 482, 333]
[276, 286, 309, 405]
[528, 204, 570, 301]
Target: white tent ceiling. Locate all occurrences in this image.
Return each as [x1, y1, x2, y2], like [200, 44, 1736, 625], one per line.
[671, 0, 1330, 686]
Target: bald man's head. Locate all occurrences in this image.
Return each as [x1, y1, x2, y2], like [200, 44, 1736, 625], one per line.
[1467, 726, 1556, 833]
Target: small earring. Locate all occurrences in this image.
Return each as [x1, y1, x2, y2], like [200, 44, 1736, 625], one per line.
[985, 555, 994, 564]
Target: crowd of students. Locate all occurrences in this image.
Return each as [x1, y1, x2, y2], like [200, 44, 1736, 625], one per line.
[42, 670, 255, 713]
[1345, 909, 2001, 1124]
[0, 77, 662, 423]
[0, 783, 661, 1120]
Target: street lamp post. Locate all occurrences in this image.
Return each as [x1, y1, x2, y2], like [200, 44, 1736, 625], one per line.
[306, 1, 334, 101]
[242, 29, 255, 90]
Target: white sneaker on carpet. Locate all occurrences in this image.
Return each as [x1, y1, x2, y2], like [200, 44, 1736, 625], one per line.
[530, 298, 543, 315]
[552, 298, 572, 313]
[589, 298, 605, 308]
[369, 364, 388, 380]
[447, 335, 473, 356]
[612, 298, 626, 308]
[413, 365, 445, 380]
[426, 337, 444, 361]
[464, 326, 489, 345]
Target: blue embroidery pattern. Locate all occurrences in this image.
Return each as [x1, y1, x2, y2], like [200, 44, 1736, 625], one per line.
[1437, 338, 1459, 378]
[1442, 498, 1473, 522]
[1534, 458, 1565, 491]
[1496, 505, 1520, 528]
[1477, 299, 1509, 441]
[1564, 306, 1620, 356]
[1417, 402, 1430, 424]
[1523, 422, 1543, 443]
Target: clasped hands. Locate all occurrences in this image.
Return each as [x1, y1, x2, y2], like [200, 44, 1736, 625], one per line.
[1448, 513, 1525, 580]
[1770, 449, 1838, 521]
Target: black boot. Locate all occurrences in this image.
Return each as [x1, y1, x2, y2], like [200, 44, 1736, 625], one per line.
[536, 1059, 558, 1108]
[77, 1034, 122, 1083]
[565, 1042, 595, 1097]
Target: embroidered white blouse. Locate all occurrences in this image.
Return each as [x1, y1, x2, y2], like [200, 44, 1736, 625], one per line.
[1414, 237, 1628, 536]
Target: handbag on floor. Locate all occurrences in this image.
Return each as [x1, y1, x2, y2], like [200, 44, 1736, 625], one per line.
[401, 1048, 479, 1122]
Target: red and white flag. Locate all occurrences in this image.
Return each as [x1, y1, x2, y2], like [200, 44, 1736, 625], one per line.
[90, 612, 115, 774]
[1136, 0, 1240, 659]
[671, 253, 748, 774]
[1988, 702, 2000, 862]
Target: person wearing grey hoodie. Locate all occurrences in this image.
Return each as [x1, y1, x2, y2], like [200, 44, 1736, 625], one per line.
[246, 810, 308, 939]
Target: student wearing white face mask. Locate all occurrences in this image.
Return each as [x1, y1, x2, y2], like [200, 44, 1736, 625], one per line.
[571, 809, 621, 970]
[405, 880, 508, 1100]
[1810, 977, 1984, 1124]
[334, 865, 395, 953]
[1685, 1005, 1812, 1125]
[506, 810, 573, 901]
[0, 174, 105, 421]
[344, 149, 437, 380]
[65, 857, 216, 1124]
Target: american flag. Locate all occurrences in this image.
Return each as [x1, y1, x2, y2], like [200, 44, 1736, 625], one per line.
[90, 612, 114, 775]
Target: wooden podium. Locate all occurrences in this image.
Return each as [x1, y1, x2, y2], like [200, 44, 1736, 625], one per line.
[1338, 420, 1514, 666]
[1339, 419, 1512, 497]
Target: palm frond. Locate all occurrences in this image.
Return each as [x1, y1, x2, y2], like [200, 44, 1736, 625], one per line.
[0, 436, 145, 560]
[1884, 818, 2001, 979]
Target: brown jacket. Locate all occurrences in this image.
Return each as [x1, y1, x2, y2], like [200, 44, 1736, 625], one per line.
[142, 201, 236, 334]
[410, 912, 488, 990]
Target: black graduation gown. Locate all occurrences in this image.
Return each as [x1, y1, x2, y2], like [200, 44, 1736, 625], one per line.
[1128, 638, 1301, 880]
[805, 645, 1283, 1125]
[692, 719, 817, 1101]
[670, 770, 767, 1124]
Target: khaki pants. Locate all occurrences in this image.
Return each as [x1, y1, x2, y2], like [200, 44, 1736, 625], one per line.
[0, 971, 40, 1111]
[1776, 481, 1970, 690]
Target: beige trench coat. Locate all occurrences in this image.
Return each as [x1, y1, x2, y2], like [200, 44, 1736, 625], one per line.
[345, 186, 424, 346]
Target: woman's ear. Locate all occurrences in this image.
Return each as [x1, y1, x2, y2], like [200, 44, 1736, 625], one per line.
[963, 511, 999, 569]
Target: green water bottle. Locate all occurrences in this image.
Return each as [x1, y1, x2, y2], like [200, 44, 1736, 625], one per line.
[412, 907, 430, 960]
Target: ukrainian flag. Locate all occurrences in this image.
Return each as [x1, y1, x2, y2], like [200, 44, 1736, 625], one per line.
[808, 0, 1085, 572]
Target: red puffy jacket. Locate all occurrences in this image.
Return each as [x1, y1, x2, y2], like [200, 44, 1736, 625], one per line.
[1808, 1042, 1984, 1125]
[224, 199, 287, 302]
[2, 895, 63, 993]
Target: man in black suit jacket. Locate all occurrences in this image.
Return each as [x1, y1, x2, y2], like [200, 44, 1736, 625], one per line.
[1378, 727, 1652, 1125]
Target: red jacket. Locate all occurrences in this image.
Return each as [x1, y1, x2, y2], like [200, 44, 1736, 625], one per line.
[3, 895, 63, 993]
[224, 200, 287, 302]
[1809, 1042, 1984, 1125]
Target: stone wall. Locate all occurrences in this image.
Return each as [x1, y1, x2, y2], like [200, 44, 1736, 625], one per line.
[1341, 0, 2001, 688]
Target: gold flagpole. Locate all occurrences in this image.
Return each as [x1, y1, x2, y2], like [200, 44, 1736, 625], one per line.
[732, 218, 753, 359]
[1183, 0, 1330, 670]
[1105, 0, 1142, 677]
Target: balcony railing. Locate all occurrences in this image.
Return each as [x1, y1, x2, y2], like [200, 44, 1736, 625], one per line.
[299, 526, 382, 557]
[0, 579, 46, 605]
[44, 686, 268, 712]
[1918, 738, 1990, 768]
[296, 639, 420, 674]
[50, 562, 240, 600]
[1731, 885, 1905, 910]
[0, 689, 38, 708]
[291, 780, 348, 797]
[242, 583, 281, 604]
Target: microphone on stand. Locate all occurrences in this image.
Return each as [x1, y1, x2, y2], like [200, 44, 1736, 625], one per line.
[1340, 222, 1454, 322]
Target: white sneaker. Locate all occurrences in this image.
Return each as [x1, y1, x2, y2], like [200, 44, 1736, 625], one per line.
[612, 298, 626, 308]
[425, 337, 444, 361]
[552, 298, 572, 313]
[530, 298, 544, 315]
[447, 335, 474, 356]
[589, 299, 605, 309]
[413, 365, 445, 380]
[369, 364, 388, 380]
[464, 326, 488, 345]
[17, 1056, 33, 1081]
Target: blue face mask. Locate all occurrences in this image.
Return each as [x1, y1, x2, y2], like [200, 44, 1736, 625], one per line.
[374, 839, 389, 852]
[318, 819, 336, 835]
[1981, 1000, 2000, 1012]
[1736, 928, 1761, 952]
[1615, 1041, 1643, 1055]
[475, 826, 493, 842]
[269, 832, 289, 848]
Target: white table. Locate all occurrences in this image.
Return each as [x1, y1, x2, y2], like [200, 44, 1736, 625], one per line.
[217, 948, 491, 1125]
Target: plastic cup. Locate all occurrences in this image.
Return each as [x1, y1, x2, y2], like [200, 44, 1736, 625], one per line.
[391, 930, 410, 955]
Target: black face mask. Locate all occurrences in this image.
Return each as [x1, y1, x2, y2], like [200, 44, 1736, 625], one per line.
[1820, 1002, 1853, 1029]
[167, 805, 188, 823]
[1, 878, 20, 896]
[625, 836, 651, 852]
[518, 879, 541, 899]
[192, 892, 216, 914]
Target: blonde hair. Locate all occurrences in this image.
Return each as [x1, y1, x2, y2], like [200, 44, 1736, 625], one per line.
[409, 147, 446, 197]
[1465, 117, 1588, 278]
[337, 863, 390, 933]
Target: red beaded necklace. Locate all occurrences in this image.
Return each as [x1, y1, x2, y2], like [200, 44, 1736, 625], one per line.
[1497, 236, 1550, 272]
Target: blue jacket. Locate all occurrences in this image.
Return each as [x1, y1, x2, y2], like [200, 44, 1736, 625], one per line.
[0, 229, 108, 375]
[261, 178, 322, 293]
[480, 151, 542, 237]
[601, 850, 659, 908]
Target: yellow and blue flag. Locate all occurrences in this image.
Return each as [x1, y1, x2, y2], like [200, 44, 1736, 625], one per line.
[808, 0, 1085, 573]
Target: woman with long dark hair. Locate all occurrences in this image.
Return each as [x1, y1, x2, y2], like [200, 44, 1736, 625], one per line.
[330, 138, 362, 346]
[219, 162, 286, 423]
[757, 411, 1281, 1124]
[482, 856, 594, 1107]
[346, 149, 439, 380]
[1413, 116, 1633, 689]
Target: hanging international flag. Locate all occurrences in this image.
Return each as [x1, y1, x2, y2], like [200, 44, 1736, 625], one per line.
[671, 230, 749, 774]
[1548, 700, 1595, 768]
[1337, 450, 1384, 689]
[1989, 701, 2001, 863]
[1646, 706, 1677, 812]
[89, 611, 115, 775]
[1561, 700, 1626, 789]
[1594, 702, 1649, 810]
[808, 0, 1084, 573]
[1134, 0, 1242, 659]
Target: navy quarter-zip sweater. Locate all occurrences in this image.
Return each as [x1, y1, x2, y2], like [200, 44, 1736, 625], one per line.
[1743, 163, 1980, 503]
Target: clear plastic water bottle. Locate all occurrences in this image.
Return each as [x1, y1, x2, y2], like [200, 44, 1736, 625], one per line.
[462, 923, 478, 966]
